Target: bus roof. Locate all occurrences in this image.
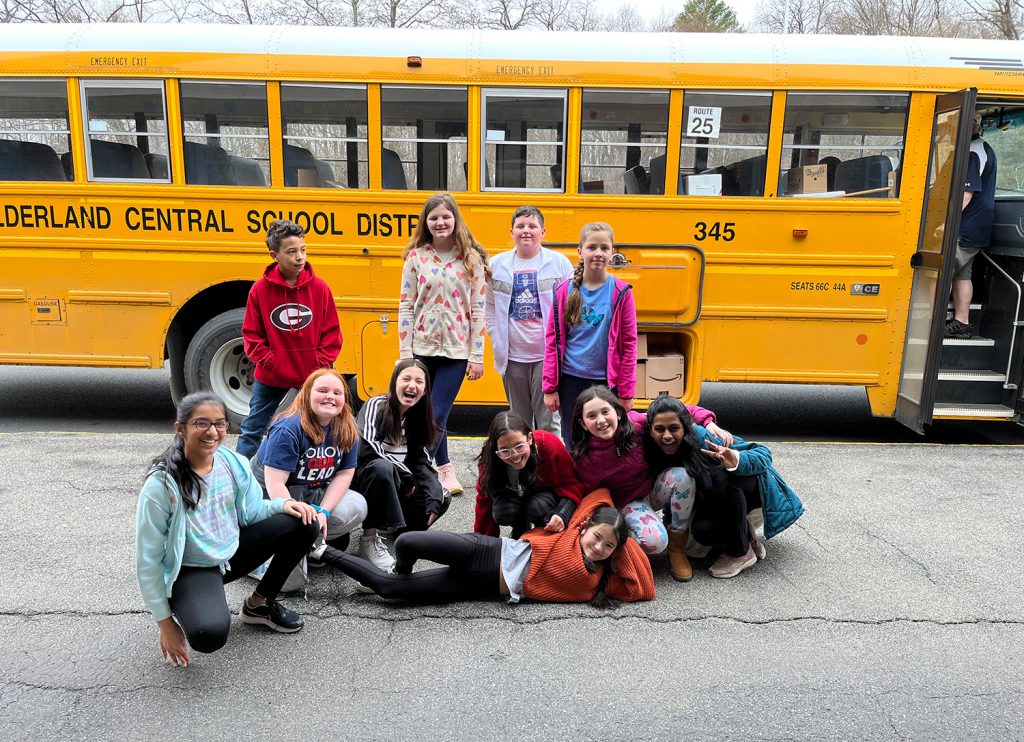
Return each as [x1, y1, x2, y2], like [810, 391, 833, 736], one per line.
[2, 23, 1022, 72]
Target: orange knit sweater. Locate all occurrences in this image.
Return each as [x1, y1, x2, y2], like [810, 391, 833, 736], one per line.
[520, 489, 655, 603]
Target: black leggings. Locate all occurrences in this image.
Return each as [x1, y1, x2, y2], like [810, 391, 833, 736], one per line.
[320, 531, 502, 604]
[492, 489, 558, 539]
[691, 469, 763, 557]
[168, 514, 319, 653]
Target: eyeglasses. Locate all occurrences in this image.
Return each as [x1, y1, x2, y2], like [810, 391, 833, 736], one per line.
[191, 418, 229, 432]
[496, 442, 530, 460]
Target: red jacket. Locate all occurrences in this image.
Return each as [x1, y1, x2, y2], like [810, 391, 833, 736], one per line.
[242, 261, 341, 389]
[521, 490, 655, 603]
[473, 429, 583, 537]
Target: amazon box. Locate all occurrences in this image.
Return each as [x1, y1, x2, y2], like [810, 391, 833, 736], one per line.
[634, 361, 647, 399]
[787, 164, 827, 194]
[644, 353, 685, 398]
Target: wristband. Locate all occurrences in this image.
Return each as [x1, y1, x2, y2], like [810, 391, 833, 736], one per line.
[310, 503, 331, 517]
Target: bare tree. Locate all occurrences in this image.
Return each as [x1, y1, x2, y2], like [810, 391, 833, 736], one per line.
[481, 0, 534, 29]
[832, 0, 967, 36]
[966, 0, 1023, 37]
[752, 0, 838, 33]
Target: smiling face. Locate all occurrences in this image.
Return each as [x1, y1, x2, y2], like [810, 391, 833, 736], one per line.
[426, 205, 456, 243]
[578, 230, 614, 279]
[580, 522, 619, 563]
[495, 430, 533, 470]
[272, 235, 306, 283]
[175, 402, 227, 463]
[511, 215, 545, 258]
[581, 397, 618, 440]
[650, 411, 686, 456]
[395, 366, 427, 412]
[310, 373, 346, 426]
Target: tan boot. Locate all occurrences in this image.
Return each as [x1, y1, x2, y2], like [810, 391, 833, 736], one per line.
[667, 530, 693, 582]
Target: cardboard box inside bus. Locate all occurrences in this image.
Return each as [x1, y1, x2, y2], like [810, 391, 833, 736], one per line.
[787, 164, 827, 194]
[683, 173, 723, 196]
[644, 353, 685, 398]
[636, 334, 648, 360]
[634, 361, 647, 399]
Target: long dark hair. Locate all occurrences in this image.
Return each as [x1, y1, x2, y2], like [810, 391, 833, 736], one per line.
[581, 506, 630, 610]
[376, 359, 438, 451]
[147, 391, 226, 511]
[641, 394, 716, 480]
[476, 412, 538, 499]
[570, 385, 636, 459]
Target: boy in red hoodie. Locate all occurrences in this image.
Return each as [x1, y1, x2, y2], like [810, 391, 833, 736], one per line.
[236, 219, 342, 459]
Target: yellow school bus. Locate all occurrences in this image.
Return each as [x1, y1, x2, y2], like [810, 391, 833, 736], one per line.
[1, 24, 1023, 432]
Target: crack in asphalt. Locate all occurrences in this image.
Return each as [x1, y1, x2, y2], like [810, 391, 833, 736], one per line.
[856, 525, 937, 585]
[2, 679, 214, 696]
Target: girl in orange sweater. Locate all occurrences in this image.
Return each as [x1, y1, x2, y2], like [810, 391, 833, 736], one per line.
[317, 490, 654, 608]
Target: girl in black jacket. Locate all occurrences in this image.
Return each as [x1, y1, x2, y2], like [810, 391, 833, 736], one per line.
[352, 359, 450, 571]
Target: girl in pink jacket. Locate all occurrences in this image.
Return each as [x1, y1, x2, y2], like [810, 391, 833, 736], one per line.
[542, 222, 637, 449]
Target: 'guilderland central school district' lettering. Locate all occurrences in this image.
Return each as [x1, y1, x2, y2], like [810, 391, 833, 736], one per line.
[0, 203, 423, 238]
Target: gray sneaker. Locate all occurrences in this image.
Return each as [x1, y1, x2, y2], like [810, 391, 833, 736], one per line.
[359, 533, 396, 572]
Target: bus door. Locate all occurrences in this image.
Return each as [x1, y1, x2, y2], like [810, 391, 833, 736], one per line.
[895, 89, 977, 433]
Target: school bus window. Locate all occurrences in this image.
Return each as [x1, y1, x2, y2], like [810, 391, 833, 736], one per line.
[482, 89, 566, 192]
[381, 86, 468, 192]
[579, 89, 669, 195]
[281, 83, 367, 189]
[180, 81, 270, 187]
[679, 91, 772, 197]
[81, 80, 169, 182]
[0, 79, 72, 182]
[980, 105, 1024, 196]
[780, 92, 909, 199]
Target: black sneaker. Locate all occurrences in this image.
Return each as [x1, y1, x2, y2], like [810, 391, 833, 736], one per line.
[241, 598, 305, 633]
[944, 319, 974, 339]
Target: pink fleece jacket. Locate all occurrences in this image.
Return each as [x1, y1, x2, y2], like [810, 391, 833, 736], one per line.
[542, 276, 637, 399]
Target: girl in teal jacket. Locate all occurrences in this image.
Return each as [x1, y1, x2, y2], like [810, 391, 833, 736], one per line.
[136, 391, 319, 667]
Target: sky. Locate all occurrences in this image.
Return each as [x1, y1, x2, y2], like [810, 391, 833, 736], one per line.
[596, 0, 759, 28]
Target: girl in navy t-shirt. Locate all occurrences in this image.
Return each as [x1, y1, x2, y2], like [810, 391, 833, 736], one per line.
[251, 369, 367, 586]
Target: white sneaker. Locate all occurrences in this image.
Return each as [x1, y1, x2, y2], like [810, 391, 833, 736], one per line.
[437, 462, 463, 496]
[359, 534, 396, 572]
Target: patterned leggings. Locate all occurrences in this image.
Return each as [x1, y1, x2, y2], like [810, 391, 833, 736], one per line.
[621, 467, 696, 555]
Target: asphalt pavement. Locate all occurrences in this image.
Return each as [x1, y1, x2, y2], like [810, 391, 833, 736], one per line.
[2, 414, 1023, 739]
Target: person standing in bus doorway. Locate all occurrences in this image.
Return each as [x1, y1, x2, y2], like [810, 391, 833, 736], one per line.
[542, 222, 638, 450]
[946, 112, 997, 339]
[235, 219, 342, 460]
[399, 193, 489, 497]
[486, 206, 573, 436]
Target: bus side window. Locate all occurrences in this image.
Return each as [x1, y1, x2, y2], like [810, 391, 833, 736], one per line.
[281, 83, 367, 189]
[181, 81, 270, 187]
[82, 81, 169, 183]
[482, 88, 566, 192]
[0, 79, 72, 182]
[780, 92, 909, 199]
[679, 90, 772, 197]
[579, 89, 669, 196]
[381, 86, 468, 192]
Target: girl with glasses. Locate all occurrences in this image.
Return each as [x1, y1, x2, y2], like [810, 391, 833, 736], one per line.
[472, 411, 583, 539]
[136, 391, 319, 668]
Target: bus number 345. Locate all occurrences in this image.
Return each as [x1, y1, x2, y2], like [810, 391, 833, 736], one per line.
[693, 222, 736, 242]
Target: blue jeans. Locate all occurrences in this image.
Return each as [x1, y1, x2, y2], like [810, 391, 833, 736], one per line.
[236, 380, 290, 459]
[415, 355, 468, 466]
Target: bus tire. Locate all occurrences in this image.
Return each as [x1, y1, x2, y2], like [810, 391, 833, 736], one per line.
[183, 309, 252, 431]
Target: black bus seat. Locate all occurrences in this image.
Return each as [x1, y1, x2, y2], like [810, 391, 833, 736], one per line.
[183, 141, 234, 185]
[145, 153, 168, 179]
[0, 139, 68, 181]
[90, 139, 150, 179]
[834, 155, 892, 197]
[382, 147, 407, 190]
[229, 154, 266, 186]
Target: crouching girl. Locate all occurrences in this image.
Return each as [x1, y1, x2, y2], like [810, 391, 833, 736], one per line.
[136, 392, 319, 668]
[473, 411, 584, 538]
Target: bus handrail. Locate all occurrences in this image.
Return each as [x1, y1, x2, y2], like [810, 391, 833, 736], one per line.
[980, 250, 1022, 391]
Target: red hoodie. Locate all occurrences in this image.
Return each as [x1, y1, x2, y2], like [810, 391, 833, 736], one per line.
[242, 261, 341, 389]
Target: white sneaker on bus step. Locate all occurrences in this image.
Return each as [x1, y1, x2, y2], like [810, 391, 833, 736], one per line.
[358, 533, 396, 572]
[437, 463, 463, 496]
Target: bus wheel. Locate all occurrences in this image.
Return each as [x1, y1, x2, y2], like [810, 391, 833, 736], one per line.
[183, 309, 252, 431]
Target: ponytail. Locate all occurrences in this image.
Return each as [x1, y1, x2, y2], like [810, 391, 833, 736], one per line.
[146, 390, 226, 510]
